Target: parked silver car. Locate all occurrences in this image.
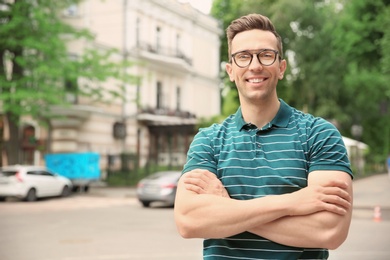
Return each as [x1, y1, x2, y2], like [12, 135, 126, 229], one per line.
[136, 171, 182, 207]
[0, 165, 73, 202]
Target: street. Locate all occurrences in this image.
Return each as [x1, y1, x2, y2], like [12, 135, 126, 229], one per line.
[0, 195, 202, 260]
[0, 174, 389, 260]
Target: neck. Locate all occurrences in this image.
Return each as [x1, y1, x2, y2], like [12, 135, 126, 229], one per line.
[241, 98, 280, 128]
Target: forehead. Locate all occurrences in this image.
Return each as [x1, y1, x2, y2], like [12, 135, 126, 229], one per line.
[231, 29, 278, 53]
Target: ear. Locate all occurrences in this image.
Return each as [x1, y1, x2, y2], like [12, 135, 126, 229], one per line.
[226, 62, 235, 82]
[278, 59, 287, 80]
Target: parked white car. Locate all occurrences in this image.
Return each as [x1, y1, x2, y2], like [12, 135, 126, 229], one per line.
[0, 165, 73, 202]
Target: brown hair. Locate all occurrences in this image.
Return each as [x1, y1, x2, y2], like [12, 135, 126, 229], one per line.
[226, 13, 283, 62]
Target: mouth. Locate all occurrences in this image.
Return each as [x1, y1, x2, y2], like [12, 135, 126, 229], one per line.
[246, 77, 267, 83]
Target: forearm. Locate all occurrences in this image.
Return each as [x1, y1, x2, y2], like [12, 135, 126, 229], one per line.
[249, 210, 352, 249]
[174, 188, 289, 239]
[175, 169, 352, 242]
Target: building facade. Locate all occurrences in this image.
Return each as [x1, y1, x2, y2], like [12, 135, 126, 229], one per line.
[15, 0, 222, 172]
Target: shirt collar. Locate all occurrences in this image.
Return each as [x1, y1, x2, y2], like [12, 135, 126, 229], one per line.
[235, 99, 292, 131]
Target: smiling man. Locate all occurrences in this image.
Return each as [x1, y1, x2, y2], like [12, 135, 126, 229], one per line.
[174, 13, 353, 259]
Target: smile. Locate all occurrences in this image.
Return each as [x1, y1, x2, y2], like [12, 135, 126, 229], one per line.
[247, 78, 265, 83]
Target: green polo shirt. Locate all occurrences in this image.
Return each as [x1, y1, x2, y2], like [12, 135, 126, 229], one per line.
[183, 99, 353, 260]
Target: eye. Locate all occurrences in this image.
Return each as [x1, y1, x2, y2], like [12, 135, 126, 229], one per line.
[236, 52, 251, 60]
[260, 51, 275, 58]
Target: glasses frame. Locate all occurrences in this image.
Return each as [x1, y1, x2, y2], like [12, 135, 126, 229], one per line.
[231, 49, 280, 68]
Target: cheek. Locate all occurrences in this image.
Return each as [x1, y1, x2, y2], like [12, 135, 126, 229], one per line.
[229, 69, 245, 82]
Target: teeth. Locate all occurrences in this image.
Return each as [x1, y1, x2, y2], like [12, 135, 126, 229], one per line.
[248, 78, 264, 83]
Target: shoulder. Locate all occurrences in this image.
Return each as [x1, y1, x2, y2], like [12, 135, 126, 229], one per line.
[288, 107, 339, 136]
[196, 113, 238, 139]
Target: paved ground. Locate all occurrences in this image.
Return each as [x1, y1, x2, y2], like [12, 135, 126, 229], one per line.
[90, 173, 390, 210]
[353, 173, 390, 208]
[352, 173, 390, 222]
[53, 173, 390, 260]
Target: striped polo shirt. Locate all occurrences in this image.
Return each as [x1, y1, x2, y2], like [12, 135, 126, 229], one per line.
[183, 99, 353, 260]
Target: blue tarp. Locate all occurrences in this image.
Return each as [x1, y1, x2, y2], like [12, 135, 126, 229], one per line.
[45, 153, 100, 180]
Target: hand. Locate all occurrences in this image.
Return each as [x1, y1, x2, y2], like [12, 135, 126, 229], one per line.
[182, 169, 229, 198]
[286, 179, 352, 216]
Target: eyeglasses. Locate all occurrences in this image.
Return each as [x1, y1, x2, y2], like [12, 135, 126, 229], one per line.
[231, 49, 280, 68]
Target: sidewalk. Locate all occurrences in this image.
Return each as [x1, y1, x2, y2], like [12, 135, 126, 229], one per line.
[88, 182, 137, 198]
[353, 173, 390, 209]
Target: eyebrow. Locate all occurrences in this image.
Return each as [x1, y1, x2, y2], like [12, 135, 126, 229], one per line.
[238, 49, 275, 52]
[232, 49, 277, 55]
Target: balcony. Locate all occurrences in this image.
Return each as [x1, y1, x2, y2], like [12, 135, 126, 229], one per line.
[132, 42, 193, 72]
[137, 107, 197, 126]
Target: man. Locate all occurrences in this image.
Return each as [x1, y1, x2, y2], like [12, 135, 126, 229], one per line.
[174, 13, 353, 259]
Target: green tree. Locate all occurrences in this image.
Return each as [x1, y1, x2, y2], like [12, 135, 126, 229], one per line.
[210, 0, 390, 170]
[331, 0, 390, 164]
[0, 0, 135, 165]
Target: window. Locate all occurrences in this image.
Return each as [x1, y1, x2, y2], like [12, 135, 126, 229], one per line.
[39, 171, 54, 177]
[65, 78, 78, 104]
[156, 26, 161, 52]
[176, 86, 181, 111]
[136, 83, 141, 110]
[65, 53, 78, 104]
[176, 33, 181, 56]
[63, 4, 79, 17]
[27, 171, 39, 176]
[136, 17, 141, 47]
[156, 81, 163, 109]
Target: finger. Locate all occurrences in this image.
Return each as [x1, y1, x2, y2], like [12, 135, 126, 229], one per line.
[195, 171, 219, 185]
[324, 194, 351, 210]
[184, 183, 206, 194]
[324, 187, 352, 202]
[203, 170, 219, 179]
[183, 176, 208, 188]
[323, 202, 348, 215]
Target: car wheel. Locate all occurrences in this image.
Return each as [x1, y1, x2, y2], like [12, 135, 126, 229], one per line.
[25, 188, 37, 202]
[61, 186, 71, 197]
[141, 201, 151, 207]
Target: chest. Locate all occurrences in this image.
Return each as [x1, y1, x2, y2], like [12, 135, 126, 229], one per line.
[215, 128, 309, 199]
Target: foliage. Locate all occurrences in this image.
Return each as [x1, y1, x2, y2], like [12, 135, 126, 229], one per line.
[210, 0, 390, 168]
[106, 163, 182, 187]
[0, 0, 136, 164]
[0, 0, 135, 118]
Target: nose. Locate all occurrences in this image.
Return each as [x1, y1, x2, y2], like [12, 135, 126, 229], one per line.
[248, 54, 263, 70]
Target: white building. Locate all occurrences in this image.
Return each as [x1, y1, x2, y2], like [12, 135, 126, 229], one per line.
[17, 0, 222, 171]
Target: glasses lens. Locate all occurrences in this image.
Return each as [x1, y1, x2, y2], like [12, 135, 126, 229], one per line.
[258, 50, 277, 66]
[233, 51, 252, 67]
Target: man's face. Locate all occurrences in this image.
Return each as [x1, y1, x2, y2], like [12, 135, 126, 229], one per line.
[226, 29, 287, 104]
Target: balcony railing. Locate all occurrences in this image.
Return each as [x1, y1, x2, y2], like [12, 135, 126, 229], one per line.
[136, 41, 192, 65]
[139, 107, 196, 119]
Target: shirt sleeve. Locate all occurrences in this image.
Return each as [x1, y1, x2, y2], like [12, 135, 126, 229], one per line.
[182, 126, 218, 174]
[306, 118, 353, 177]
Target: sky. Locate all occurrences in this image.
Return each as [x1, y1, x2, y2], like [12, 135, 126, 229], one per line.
[179, 0, 213, 14]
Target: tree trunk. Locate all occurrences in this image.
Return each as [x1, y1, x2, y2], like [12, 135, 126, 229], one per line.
[4, 112, 20, 165]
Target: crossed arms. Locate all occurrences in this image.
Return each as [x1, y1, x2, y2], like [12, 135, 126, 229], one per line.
[174, 169, 353, 250]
